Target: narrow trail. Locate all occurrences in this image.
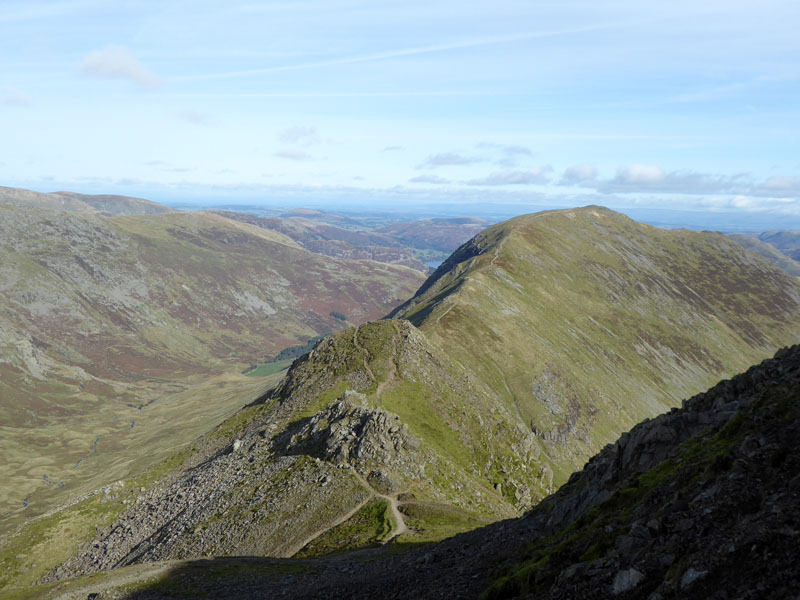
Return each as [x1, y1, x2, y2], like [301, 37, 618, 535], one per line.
[349, 468, 408, 542]
[290, 322, 406, 554]
[284, 496, 372, 558]
[435, 302, 455, 324]
[488, 235, 508, 269]
[286, 465, 409, 559]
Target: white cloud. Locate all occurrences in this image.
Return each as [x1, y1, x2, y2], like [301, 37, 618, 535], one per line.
[478, 143, 532, 156]
[560, 164, 597, 184]
[274, 150, 315, 161]
[177, 110, 213, 125]
[730, 195, 757, 209]
[467, 167, 552, 186]
[496, 158, 517, 167]
[79, 45, 161, 89]
[277, 126, 319, 146]
[761, 176, 800, 193]
[2, 88, 32, 107]
[562, 163, 800, 204]
[615, 164, 665, 184]
[418, 152, 482, 169]
[177, 25, 619, 82]
[409, 175, 451, 184]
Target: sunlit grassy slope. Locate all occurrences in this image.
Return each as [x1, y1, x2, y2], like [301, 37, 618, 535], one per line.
[392, 206, 800, 483]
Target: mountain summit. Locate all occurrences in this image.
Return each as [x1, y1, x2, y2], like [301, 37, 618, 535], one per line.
[391, 206, 800, 482]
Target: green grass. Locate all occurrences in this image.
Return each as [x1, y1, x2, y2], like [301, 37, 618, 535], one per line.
[397, 502, 486, 544]
[244, 360, 293, 377]
[0, 393, 253, 593]
[295, 500, 392, 557]
[1, 484, 139, 591]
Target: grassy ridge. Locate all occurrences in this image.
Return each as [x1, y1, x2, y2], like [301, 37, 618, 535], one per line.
[394, 206, 800, 487]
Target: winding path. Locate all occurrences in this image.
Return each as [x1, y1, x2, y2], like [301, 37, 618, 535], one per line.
[290, 322, 407, 556]
[288, 465, 409, 557]
[285, 496, 373, 557]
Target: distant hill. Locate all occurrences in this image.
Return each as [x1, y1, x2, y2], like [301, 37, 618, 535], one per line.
[0, 186, 172, 216]
[728, 233, 800, 276]
[756, 229, 800, 261]
[209, 209, 495, 270]
[378, 217, 490, 253]
[0, 204, 425, 529]
[209, 209, 428, 272]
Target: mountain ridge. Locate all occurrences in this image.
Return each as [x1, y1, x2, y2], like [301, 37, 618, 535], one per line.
[390, 205, 800, 484]
[0, 186, 173, 216]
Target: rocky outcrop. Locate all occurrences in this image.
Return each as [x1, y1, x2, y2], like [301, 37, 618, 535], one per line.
[42, 396, 373, 580]
[275, 391, 426, 481]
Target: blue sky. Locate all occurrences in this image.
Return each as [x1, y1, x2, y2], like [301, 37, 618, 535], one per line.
[2, 0, 800, 222]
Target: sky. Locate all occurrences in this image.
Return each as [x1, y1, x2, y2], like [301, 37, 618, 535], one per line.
[2, 0, 800, 225]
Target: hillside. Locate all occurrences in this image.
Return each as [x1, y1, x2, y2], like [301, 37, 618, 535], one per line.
[391, 206, 800, 485]
[0, 186, 172, 216]
[482, 343, 800, 600]
[15, 343, 800, 599]
[0, 204, 425, 530]
[728, 233, 800, 276]
[212, 210, 493, 270]
[377, 217, 490, 252]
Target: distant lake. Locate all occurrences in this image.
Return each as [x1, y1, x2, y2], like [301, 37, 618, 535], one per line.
[425, 261, 442, 269]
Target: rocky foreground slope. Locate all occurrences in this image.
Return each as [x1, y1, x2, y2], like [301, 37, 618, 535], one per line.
[41, 319, 538, 579]
[26, 344, 800, 599]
